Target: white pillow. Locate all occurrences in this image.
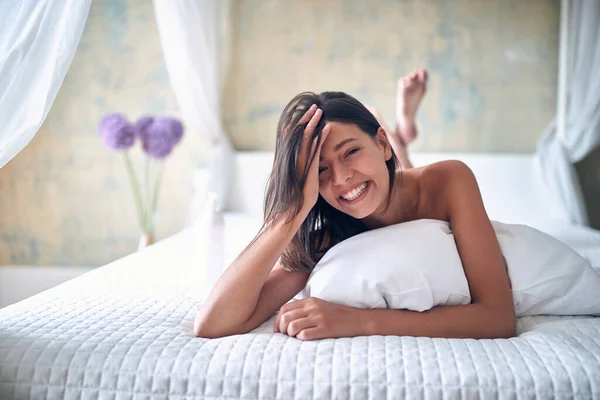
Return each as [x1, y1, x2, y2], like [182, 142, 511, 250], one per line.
[295, 219, 600, 317]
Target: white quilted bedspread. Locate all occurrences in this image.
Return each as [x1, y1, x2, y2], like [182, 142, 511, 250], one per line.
[1, 226, 600, 400]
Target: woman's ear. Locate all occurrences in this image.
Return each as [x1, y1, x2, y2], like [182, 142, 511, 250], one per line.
[376, 127, 393, 161]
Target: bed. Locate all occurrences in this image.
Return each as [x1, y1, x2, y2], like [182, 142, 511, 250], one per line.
[1, 152, 600, 399]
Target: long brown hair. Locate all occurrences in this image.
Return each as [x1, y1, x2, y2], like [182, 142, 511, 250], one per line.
[263, 91, 399, 273]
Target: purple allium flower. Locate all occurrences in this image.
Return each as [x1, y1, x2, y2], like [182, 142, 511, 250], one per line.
[132, 115, 154, 141]
[140, 117, 184, 159]
[99, 113, 135, 150]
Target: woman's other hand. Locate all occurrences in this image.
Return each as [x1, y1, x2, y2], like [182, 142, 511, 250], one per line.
[273, 297, 362, 340]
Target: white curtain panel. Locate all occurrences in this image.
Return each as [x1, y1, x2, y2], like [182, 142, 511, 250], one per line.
[0, 0, 91, 169]
[536, 0, 600, 226]
[153, 0, 233, 211]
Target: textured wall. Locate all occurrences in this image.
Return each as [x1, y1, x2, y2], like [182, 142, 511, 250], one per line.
[0, 0, 561, 267]
[0, 0, 207, 266]
[224, 0, 559, 153]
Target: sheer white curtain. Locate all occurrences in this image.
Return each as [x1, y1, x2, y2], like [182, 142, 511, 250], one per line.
[153, 0, 233, 211]
[536, 0, 600, 226]
[0, 0, 91, 169]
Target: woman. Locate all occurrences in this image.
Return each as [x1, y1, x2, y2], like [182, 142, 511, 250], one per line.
[194, 69, 516, 340]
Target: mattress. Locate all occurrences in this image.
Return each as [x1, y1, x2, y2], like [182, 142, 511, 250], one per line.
[1, 223, 600, 400]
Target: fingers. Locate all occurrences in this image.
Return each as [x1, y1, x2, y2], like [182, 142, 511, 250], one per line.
[276, 308, 311, 335]
[304, 108, 322, 137]
[297, 104, 317, 126]
[274, 300, 301, 332]
[272, 298, 323, 340]
[278, 299, 307, 316]
[304, 123, 331, 182]
[273, 312, 280, 332]
[296, 327, 321, 341]
[311, 123, 330, 159]
[284, 103, 318, 137]
[297, 108, 327, 179]
[287, 317, 318, 338]
[273, 298, 314, 333]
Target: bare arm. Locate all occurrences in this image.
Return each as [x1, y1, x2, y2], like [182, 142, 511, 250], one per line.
[194, 104, 331, 338]
[358, 161, 515, 339]
[194, 215, 309, 338]
[273, 161, 516, 340]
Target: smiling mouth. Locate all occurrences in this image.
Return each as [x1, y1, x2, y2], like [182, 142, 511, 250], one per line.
[339, 182, 369, 204]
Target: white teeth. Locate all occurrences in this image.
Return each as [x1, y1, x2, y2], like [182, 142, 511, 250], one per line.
[341, 183, 367, 201]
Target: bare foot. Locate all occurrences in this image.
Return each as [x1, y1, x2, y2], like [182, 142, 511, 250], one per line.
[396, 68, 428, 144]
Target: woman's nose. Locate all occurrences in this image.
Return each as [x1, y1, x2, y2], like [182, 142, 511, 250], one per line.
[331, 164, 352, 186]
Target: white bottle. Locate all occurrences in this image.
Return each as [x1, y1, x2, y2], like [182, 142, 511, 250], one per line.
[201, 192, 225, 294]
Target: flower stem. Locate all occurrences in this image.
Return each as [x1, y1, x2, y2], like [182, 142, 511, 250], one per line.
[144, 156, 150, 234]
[150, 162, 165, 230]
[123, 151, 145, 233]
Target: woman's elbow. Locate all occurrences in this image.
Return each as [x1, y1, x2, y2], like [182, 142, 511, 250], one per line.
[193, 311, 218, 338]
[193, 315, 223, 338]
[501, 318, 517, 339]
[193, 322, 230, 338]
[477, 316, 515, 339]
[477, 303, 516, 339]
[194, 327, 221, 339]
[193, 314, 248, 338]
[496, 308, 517, 339]
[193, 321, 216, 338]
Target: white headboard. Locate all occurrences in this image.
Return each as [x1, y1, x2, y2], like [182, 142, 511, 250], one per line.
[225, 151, 550, 227]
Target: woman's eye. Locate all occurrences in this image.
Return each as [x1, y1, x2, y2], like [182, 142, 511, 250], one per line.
[319, 167, 328, 174]
[346, 148, 359, 157]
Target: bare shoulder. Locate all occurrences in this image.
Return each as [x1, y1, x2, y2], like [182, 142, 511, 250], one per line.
[420, 160, 474, 182]
[412, 160, 478, 220]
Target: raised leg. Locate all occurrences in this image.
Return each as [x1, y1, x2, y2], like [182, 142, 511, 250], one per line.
[366, 105, 413, 170]
[395, 68, 428, 146]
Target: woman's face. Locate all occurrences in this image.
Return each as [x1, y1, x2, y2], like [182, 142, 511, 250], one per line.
[317, 121, 392, 219]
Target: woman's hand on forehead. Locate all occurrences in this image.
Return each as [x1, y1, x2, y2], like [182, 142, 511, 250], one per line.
[296, 104, 331, 213]
[295, 104, 322, 177]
